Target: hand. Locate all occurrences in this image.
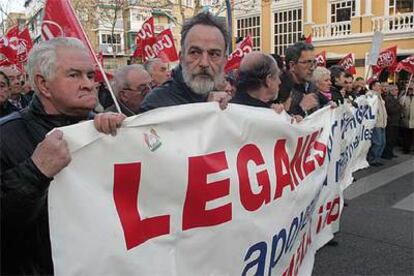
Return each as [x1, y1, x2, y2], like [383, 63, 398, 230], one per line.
[291, 115, 303, 124]
[208, 91, 232, 110]
[329, 101, 337, 108]
[299, 94, 318, 112]
[31, 130, 71, 178]
[94, 112, 126, 136]
[271, 103, 285, 114]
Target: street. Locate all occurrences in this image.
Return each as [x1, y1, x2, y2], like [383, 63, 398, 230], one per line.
[314, 151, 414, 276]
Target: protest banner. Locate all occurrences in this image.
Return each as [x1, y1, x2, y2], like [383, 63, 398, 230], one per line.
[49, 96, 378, 275]
[368, 31, 384, 65]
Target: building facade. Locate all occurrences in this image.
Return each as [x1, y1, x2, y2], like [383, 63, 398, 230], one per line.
[305, 0, 414, 78]
[235, 0, 414, 78]
[21, 0, 210, 70]
[0, 12, 27, 35]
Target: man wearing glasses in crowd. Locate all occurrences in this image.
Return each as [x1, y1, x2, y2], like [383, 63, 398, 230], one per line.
[276, 41, 325, 117]
[105, 64, 152, 116]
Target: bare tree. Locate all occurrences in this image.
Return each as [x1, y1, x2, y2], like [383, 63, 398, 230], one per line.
[212, 0, 258, 16]
[71, 0, 99, 48]
[98, 0, 125, 58]
[0, 2, 15, 34]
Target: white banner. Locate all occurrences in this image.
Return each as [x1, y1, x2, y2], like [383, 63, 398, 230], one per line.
[49, 95, 378, 276]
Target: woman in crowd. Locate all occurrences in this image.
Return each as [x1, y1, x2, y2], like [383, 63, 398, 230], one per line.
[311, 66, 333, 103]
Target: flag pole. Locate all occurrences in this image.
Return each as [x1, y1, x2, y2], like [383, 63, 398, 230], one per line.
[400, 73, 413, 104]
[405, 73, 413, 95]
[365, 65, 372, 81]
[68, 0, 122, 114]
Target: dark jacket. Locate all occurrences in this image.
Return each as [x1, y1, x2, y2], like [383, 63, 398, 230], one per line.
[139, 65, 208, 112]
[231, 90, 272, 108]
[277, 71, 324, 117]
[98, 84, 114, 109]
[8, 94, 31, 111]
[0, 96, 85, 275]
[385, 94, 403, 126]
[330, 84, 345, 105]
[0, 101, 17, 117]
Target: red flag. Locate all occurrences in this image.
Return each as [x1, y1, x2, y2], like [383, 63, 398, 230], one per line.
[305, 35, 312, 44]
[224, 36, 253, 73]
[315, 51, 326, 67]
[132, 17, 155, 58]
[338, 53, 356, 75]
[0, 26, 19, 64]
[16, 27, 33, 64]
[41, 0, 95, 59]
[0, 36, 17, 64]
[95, 69, 113, 83]
[372, 46, 397, 75]
[6, 26, 19, 38]
[142, 29, 178, 62]
[97, 51, 104, 66]
[395, 55, 414, 75]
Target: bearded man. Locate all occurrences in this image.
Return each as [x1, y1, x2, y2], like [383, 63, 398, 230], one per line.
[139, 12, 231, 112]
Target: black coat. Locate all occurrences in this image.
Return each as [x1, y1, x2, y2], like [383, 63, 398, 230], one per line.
[139, 65, 208, 112]
[0, 101, 17, 117]
[231, 90, 272, 108]
[385, 94, 403, 126]
[0, 96, 85, 275]
[330, 84, 345, 105]
[276, 71, 325, 117]
[0, 94, 32, 118]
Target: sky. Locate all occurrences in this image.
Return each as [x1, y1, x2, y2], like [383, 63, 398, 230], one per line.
[0, 0, 26, 14]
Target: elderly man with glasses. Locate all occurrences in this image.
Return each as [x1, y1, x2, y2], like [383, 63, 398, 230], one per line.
[106, 64, 152, 116]
[275, 41, 324, 117]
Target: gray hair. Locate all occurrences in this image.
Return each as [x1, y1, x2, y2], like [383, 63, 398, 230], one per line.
[311, 66, 331, 84]
[112, 64, 146, 97]
[143, 58, 163, 75]
[27, 37, 88, 93]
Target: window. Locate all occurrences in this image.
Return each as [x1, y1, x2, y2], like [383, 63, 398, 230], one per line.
[202, 0, 213, 5]
[389, 0, 414, 15]
[330, 0, 355, 22]
[273, 8, 302, 56]
[185, 0, 193, 7]
[101, 33, 122, 54]
[236, 16, 261, 51]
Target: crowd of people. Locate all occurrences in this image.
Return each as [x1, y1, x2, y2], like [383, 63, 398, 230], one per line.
[0, 11, 413, 275]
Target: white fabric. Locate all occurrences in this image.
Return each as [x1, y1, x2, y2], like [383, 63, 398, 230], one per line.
[49, 95, 378, 276]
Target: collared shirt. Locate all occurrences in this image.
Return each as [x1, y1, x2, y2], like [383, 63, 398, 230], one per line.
[8, 98, 22, 110]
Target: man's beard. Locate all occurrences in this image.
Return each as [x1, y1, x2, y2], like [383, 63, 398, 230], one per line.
[182, 64, 223, 95]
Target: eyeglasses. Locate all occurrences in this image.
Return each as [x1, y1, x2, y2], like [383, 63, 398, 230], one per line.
[123, 84, 152, 96]
[297, 59, 317, 66]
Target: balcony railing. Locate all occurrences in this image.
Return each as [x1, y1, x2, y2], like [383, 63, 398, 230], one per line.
[312, 21, 352, 39]
[372, 12, 414, 32]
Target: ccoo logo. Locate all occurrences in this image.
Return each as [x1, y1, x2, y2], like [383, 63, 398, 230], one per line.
[41, 20, 64, 40]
